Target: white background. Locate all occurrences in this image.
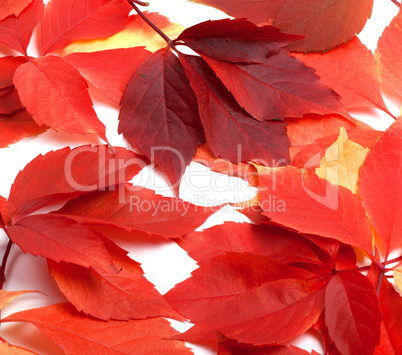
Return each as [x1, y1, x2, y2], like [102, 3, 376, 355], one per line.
[0, 0, 401, 354]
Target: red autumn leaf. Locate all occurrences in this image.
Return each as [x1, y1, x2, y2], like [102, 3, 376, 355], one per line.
[65, 47, 151, 103]
[48, 236, 183, 321]
[167, 273, 325, 344]
[40, 0, 133, 55]
[375, 10, 402, 98]
[55, 186, 218, 238]
[376, 278, 402, 354]
[0, 290, 36, 310]
[202, 50, 345, 121]
[0, 0, 44, 56]
[178, 222, 322, 266]
[0, 110, 45, 148]
[7, 214, 118, 273]
[259, 166, 374, 255]
[176, 18, 302, 63]
[2, 302, 192, 354]
[180, 54, 290, 165]
[4, 145, 146, 224]
[189, 0, 285, 25]
[165, 252, 314, 324]
[0, 0, 33, 21]
[359, 118, 402, 256]
[325, 270, 381, 354]
[292, 37, 390, 113]
[119, 48, 204, 194]
[0, 91, 23, 114]
[273, 0, 374, 52]
[0, 342, 37, 355]
[13, 56, 107, 141]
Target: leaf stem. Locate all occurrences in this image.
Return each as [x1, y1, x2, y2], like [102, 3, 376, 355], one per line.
[376, 270, 384, 295]
[383, 255, 402, 266]
[0, 237, 13, 290]
[390, 0, 401, 7]
[126, 0, 173, 46]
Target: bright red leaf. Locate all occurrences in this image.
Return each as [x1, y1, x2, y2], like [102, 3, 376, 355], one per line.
[325, 270, 381, 354]
[359, 118, 402, 256]
[65, 47, 151, 103]
[2, 303, 192, 354]
[56, 186, 218, 238]
[177, 18, 301, 63]
[178, 221, 322, 266]
[48, 236, 182, 321]
[0, 0, 33, 21]
[0, 342, 37, 355]
[0, 110, 45, 148]
[259, 166, 374, 255]
[13, 56, 107, 141]
[119, 48, 204, 194]
[4, 145, 146, 224]
[273, 0, 374, 52]
[0, 0, 43, 55]
[189, 0, 285, 25]
[203, 50, 345, 121]
[7, 214, 118, 273]
[292, 37, 390, 113]
[180, 54, 290, 165]
[375, 9, 402, 98]
[40, 0, 133, 55]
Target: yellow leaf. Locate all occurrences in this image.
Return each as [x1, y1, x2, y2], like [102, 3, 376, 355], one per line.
[315, 127, 369, 193]
[394, 267, 402, 293]
[63, 12, 184, 56]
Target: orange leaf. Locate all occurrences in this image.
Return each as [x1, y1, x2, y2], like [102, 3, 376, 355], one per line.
[0, 290, 35, 310]
[0, 342, 37, 355]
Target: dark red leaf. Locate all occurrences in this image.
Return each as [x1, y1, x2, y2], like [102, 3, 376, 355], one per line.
[48, 236, 183, 321]
[178, 221, 322, 266]
[359, 118, 402, 256]
[13, 56, 107, 141]
[177, 18, 302, 63]
[7, 214, 118, 273]
[202, 50, 345, 121]
[41, 0, 133, 55]
[0, 0, 33, 21]
[0, 0, 43, 55]
[119, 48, 204, 195]
[65, 47, 151, 104]
[4, 145, 146, 224]
[189, 0, 286, 25]
[0, 110, 45, 148]
[0, 56, 27, 85]
[325, 270, 381, 354]
[180, 54, 290, 166]
[292, 37, 390, 113]
[273, 0, 374, 52]
[0, 90, 23, 114]
[2, 303, 192, 354]
[259, 166, 374, 255]
[55, 186, 218, 238]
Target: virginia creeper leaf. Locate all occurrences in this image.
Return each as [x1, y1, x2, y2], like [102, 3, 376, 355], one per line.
[165, 252, 314, 324]
[48, 237, 183, 321]
[0, 0, 33, 21]
[119, 48, 204, 194]
[259, 166, 374, 255]
[0, 56, 27, 85]
[0, 0, 44, 55]
[189, 0, 286, 25]
[2, 303, 192, 354]
[177, 18, 302, 63]
[0, 342, 37, 355]
[178, 221, 322, 265]
[0, 110, 45, 148]
[273, 0, 374, 52]
[359, 118, 402, 256]
[375, 10, 402, 98]
[0, 90, 23, 114]
[56, 186, 218, 238]
[293, 37, 390, 112]
[13, 56, 107, 141]
[181, 54, 290, 165]
[5, 145, 146, 224]
[325, 270, 381, 355]
[65, 47, 151, 104]
[63, 12, 184, 55]
[7, 214, 118, 273]
[203, 50, 345, 121]
[41, 0, 133, 55]
[0, 290, 36, 310]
